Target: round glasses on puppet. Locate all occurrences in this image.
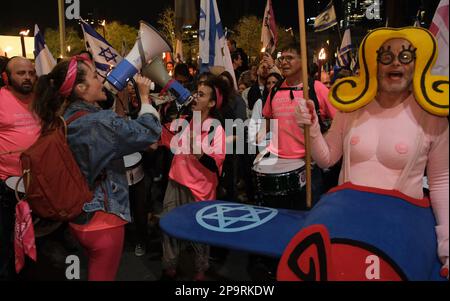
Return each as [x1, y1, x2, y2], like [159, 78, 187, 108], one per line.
[329, 27, 449, 117]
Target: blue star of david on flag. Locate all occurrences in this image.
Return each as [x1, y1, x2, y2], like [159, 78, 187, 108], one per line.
[98, 47, 118, 63]
[196, 204, 278, 233]
[80, 18, 122, 77]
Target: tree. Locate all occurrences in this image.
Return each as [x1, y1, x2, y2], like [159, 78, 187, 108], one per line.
[96, 21, 138, 56]
[276, 26, 298, 53]
[157, 7, 199, 64]
[157, 7, 177, 51]
[45, 27, 84, 58]
[233, 16, 298, 63]
[233, 16, 263, 63]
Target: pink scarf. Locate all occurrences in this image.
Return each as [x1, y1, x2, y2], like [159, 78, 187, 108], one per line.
[14, 200, 37, 273]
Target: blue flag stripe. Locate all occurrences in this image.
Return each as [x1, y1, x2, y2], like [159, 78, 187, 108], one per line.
[81, 21, 114, 48]
[208, 0, 217, 68]
[34, 31, 46, 57]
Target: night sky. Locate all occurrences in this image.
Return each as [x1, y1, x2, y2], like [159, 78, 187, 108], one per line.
[0, 0, 432, 35]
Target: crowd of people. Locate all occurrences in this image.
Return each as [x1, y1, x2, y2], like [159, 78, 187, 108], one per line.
[0, 27, 448, 281]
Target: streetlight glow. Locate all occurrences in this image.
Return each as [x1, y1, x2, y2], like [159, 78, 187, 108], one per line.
[19, 30, 30, 36]
[319, 48, 327, 61]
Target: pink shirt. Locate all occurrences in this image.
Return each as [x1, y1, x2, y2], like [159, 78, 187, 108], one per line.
[308, 94, 449, 264]
[0, 88, 41, 181]
[263, 81, 336, 159]
[161, 118, 226, 201]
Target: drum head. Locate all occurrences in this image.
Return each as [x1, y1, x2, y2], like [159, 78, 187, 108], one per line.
[253, 157, 305, 174]
[123, 153, 142, 168]
[5, 177, 25, 194]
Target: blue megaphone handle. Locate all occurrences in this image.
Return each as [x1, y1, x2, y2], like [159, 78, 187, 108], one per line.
[168, 80, 192, 105]
[106, 60, 138, 91]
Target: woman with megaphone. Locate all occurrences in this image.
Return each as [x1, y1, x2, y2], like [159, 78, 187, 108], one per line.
[32, 56, 162, 281]
[159, 74, 231, 281]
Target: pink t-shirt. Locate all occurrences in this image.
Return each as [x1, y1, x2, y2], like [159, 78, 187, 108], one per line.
[0, 88, 41, 181]
[262, 81, 336, 159]
[308, 94, 449, 264]
[161, 118, 226, 201]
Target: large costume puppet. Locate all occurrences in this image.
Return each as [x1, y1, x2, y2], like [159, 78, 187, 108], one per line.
[160, 27, 449, 281]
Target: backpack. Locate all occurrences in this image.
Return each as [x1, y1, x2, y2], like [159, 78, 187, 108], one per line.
[268, 79, 331, 133]
[20, 111, 93, 222]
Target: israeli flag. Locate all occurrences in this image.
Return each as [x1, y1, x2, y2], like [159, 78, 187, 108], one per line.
[199, 0, 237, 88]
[314, 1, 338, 32]
[80, 19, 122, 78]
[338, 29, 353, 68]
[34, 25, 56, 76]
[430, 0, 449, 76]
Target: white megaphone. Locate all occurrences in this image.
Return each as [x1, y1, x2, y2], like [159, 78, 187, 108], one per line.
[104, 21, 172, 93]
[142, 56, 193, 107]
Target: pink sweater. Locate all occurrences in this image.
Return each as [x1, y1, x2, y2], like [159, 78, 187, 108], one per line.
[309, 94, 449, 265]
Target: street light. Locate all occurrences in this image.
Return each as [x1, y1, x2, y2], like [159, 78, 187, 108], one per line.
[285, 27, 294, 37]
[319, 48, 327, 61]
[101, 20, 107, 39]
[19, 30, 30, 57]
[318, 48, 327, 73]
[4, 47, 13, 58]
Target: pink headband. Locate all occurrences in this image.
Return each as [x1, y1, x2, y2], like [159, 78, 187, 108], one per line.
[214, 87, 223, 110]
[59, 55, 90, 98]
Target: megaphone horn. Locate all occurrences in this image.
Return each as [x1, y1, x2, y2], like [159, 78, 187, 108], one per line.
[142, 57, 192, 107]
[105, 21, 172, 93]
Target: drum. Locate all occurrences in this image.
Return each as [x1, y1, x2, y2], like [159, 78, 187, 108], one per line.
[252, 156, 307, 197]
[124, 152, 145, 186]
[5, 177, 62, 238]
[5, 176, 25, 198]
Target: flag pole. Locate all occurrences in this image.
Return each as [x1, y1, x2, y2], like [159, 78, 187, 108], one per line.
[332, 0, 343, 42]
[57, 0, 66, 58]
[297, 0, 312, 209]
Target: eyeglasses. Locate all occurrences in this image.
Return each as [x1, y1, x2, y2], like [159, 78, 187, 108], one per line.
[377, 45, 417, 65]
[276, 55, 299, 64]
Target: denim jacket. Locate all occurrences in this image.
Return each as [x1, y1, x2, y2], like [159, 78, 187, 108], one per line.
[63, 101, 161, 222]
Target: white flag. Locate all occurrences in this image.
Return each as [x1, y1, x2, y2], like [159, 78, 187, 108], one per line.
[261, 0, 278, 54]
[314, 1, 338, 32]
[430, 0, 449, 76]
[199, 0, 237, 88]
[34, 25, 56, 76]
[175, 39, 184, 63]
[80, 19, 122, 78]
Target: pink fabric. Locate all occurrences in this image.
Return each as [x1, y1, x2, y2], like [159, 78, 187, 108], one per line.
[69, 211, 127, 233]
[0, 88, 41, 180]
[164, 118, 226, 201]
[59, 56, 90, 97]
[214, 87, 223, 110]
[262, 81, 335, 159]
[308, 94, 449, 265]
[70, 224, 125, 281]
[14, 201, 37, 273]
[160, 122, 175, 148]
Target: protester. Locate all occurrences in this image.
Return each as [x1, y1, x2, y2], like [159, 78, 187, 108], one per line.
[259, 41, 336, 210]
[32, 56, 161, 281]
[295, 32, 449, 278]
[0, 57, 40, 280]
[160, 74, 228, 281]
